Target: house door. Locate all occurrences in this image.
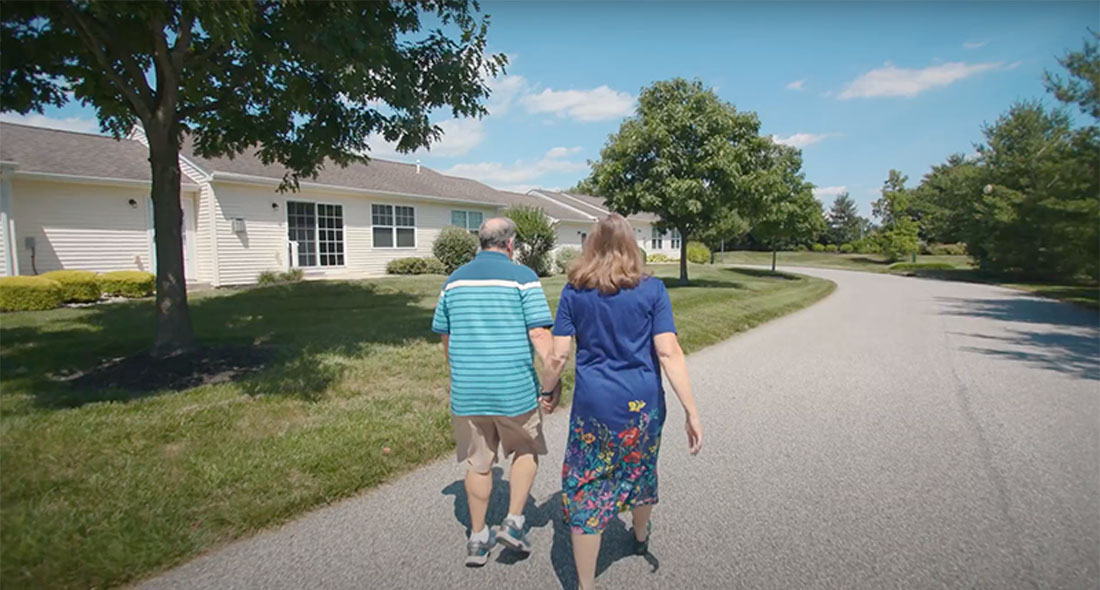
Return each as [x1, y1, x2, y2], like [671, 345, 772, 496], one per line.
[180, 195, 197, 280]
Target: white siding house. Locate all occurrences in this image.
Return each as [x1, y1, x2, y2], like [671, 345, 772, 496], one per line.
[527, 189, 680, 259]
[1, 122, 650, 286]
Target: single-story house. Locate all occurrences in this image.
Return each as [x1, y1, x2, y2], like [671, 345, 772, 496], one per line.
[527, 189, 681, 258]
[0, 122, 673, 286]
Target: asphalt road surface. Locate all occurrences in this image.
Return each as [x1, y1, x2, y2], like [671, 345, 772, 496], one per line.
[137, 267, 1099, 590]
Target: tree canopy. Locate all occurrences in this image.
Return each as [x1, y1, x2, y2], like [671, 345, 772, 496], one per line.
[1, 1, 503, 354]
[586, 78, 780, 283]
[825, 192, 864, 246]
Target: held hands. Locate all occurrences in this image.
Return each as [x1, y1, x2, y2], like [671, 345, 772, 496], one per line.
[685, 411, 703, 455]
[539, 382, 562, 414]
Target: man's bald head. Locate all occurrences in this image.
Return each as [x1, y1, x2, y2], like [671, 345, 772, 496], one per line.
[478, 217, 517, 251]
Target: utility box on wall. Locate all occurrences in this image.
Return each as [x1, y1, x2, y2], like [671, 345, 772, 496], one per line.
[231, 218, 246, 233]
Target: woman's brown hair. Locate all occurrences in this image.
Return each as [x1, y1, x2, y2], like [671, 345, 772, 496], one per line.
[567, 213, 646, 293]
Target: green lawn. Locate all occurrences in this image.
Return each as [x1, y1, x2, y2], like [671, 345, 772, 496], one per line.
[715, 250, 1098, 309]
[0, 265, 834, 590]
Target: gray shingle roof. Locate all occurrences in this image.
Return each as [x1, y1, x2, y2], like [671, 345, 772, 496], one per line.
[529, 189, 660, 223]
[0, 122, 153, 181]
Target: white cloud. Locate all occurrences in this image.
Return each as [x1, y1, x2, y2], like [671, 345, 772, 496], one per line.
[444, 147, 588, 187]
[772, 132, 837, 148]
[0, 113, 100, 134]
[813, 185, 848, 199]
[963, 40, 989, 50]
[486, 74, 528, 115]
[367, 117, 484, 159]
[786, 79, 806, 91]
[521, 85, 635, 122]
[838, 61, 1003, 99]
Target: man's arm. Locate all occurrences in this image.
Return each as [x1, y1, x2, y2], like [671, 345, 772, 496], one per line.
[528, 327, 552, 368]
[441, 334, 450, 363]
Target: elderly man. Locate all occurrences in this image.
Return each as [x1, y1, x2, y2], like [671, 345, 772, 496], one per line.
[432, 217, 556, 567]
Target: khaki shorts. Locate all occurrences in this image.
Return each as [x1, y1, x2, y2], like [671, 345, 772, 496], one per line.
[453, 408, 548, 473]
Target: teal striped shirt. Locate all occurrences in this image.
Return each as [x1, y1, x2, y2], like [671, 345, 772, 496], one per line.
[432, 250, 553, 416]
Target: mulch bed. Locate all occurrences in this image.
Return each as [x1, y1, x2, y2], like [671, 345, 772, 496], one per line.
[56, 346, 274, 392]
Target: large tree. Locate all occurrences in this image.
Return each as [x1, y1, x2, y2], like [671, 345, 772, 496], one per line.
[872, 170, 920, 261]
[586, 78, 775, 283]
[1044, 30, 1099, 120]
[825, 192, 863, 246]
[1, 1, 503, 355]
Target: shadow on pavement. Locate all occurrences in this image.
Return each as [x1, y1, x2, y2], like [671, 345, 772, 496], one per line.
[442, 471, 660, 589]
[937, 295, 1100, 380]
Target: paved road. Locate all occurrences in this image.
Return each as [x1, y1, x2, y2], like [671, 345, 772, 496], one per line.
[137, 267, 1099, 590]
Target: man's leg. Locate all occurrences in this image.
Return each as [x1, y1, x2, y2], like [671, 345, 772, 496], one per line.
[465, 467, 493, 536]
[507, 452, 538, 517]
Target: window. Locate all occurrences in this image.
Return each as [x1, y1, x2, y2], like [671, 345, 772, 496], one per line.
[670, 229, 682, 250]
[451, 210, 484, 233]
[287, 201, 344, 267]
[373, 204, 416, 248]
[580, 232, 587, 245]
[650, 226, 663, 250]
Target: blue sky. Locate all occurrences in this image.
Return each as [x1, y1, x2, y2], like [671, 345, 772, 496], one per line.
[3, 1, 1095, 217]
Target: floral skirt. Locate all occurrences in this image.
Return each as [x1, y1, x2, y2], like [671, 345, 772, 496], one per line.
[561, 399, 663, 534]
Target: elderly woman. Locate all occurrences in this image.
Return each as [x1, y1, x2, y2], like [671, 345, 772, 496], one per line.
[540, 214, 703, 590]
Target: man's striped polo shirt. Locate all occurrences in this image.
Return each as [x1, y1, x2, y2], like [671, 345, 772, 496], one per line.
[432, 250, 553, 417]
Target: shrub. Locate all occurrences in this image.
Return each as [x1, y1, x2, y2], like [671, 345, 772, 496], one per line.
[928, 242, 968, 256]
[685, 241, 710, 264]
[877, 221, 920, 262]
[824, 244, 838, 253]
[811, 243, 825, 252]
[98, 271, 155, 298]
[889, 262, 956, 272]
[647, 253, 671, 263]
[503, 205, 556, 276]
[554, 247, 581, 274]
[839, 243, 854, 254]
[851, 237, 882, 254]
[386, 256, 447, 275]
[258, 268, 307, 286]
[0, 276, 64, 311]
[433, 225, 479, 273]
[40, 270, 101, 302]
[794, 244, 809, 252]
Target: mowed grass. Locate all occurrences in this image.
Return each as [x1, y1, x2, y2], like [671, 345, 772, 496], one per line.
[0, 265, 834, 590]
[715, 250, 1098, 309]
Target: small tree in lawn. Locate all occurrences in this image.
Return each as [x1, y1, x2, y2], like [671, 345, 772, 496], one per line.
[826, 192, 864, 246]
[873, 170, 921, 261]
[503, 205, 556, 276]
[751, 143, 825, 272]
[1, 1, 503, 356]
[586, 78, 776, 284]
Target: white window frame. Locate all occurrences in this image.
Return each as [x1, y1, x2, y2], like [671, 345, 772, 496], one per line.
[670, 228, 682, 250]
[650, 226, 663, 250]
[450, 209, 484, 234]
[287, 200, 346, 268]
[372, 203, 417, 249]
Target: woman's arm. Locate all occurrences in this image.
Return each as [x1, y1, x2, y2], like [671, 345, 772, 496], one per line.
[539, 335, 573, 412]
[654, 332, 703, 454]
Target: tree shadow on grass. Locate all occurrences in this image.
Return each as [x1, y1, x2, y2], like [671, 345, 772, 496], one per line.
[937, 295, 1099, 380]
[1, 280, 438, 410]
[441, 471, 659, 589]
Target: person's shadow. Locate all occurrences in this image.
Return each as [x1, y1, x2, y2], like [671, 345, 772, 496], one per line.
[442, 471, 660, 589]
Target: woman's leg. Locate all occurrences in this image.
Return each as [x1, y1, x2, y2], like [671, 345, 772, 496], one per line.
[631, 505, 654, 541]
[572, 532, 602, 590]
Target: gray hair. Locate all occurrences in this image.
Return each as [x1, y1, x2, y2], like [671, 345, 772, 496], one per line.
[478, 217, 517, 250]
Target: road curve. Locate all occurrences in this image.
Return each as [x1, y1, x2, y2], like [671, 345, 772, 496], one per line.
[137, 267, 1099, 590]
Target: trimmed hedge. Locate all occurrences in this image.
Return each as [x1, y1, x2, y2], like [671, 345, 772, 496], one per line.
[257, 269, 306, 286]
[686, 241, 710, 264]
[386, 257, 447, 275]
[839, 243, 854, 254]
[647, 253, 671, 263]
[927, 242, 968, 256]
[99, 271, 156, 298]
[40, 270, 101, 302]
[824, 244, 838, 253]
[555, 247, 581, 274]
[433, 226, 479, 273]
[0, 276, 64, 311]
[811, 243, 825, 252]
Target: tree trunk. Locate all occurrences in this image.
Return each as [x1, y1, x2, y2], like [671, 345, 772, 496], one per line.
[147, 128, 195, 357]
[771, 247, 777, 273]
[678, 230, 689, 284]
